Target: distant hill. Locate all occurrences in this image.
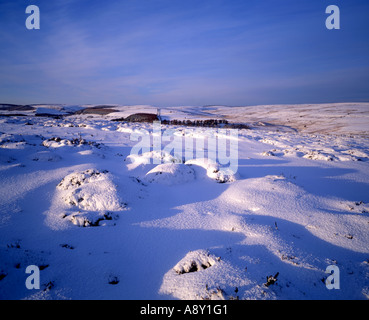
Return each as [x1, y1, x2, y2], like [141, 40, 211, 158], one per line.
[0, 104, 34, 111]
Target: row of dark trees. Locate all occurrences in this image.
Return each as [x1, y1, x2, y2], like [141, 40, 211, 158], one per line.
[160, 118, 250, 129]
[111, 114, 250, 129]
[160, 119, 229, 127]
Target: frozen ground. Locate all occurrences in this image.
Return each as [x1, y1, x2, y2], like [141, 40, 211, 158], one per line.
[0, 103, 369, 300]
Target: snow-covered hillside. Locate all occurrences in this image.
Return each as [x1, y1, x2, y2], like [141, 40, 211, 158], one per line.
[0, 103, 369, 300]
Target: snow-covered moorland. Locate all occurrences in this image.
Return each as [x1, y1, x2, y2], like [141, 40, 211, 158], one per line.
[0, 103, 369, 300]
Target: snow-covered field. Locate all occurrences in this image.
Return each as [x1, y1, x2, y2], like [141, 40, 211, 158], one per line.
[0, 103, 369, 300]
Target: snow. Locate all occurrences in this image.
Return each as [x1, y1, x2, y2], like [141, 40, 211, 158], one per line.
[0, 103, 369, 300]
[185, 158, 238, 183]
[47, 169, 125, 229]
[144, 163, 196, 185]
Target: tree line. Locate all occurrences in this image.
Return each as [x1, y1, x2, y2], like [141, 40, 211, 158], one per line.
[160, 118, 249, 129]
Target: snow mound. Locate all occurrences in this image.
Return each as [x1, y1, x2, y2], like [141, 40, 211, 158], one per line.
[127, 152, 237, 184]
[68, 211, 119, 227]
[219, 175, 369, 253]
[47, 169, 126, 228]
[259, 132, 369, 162]
[173, 249, 219, 275]
[0, 133, 25, 145]
[42, 137, 102, 149]
[57, 169, 123, 211]
[57, 169, 107, 190]
[302, 150, 336, 161]
[185, 158, 238, 183]
[144, 163, 195, 185]
[0, 133, 26, 149]
[126, 150, 182, 168]
[160, 249, 249, 300]
[261, 151, 276, 157]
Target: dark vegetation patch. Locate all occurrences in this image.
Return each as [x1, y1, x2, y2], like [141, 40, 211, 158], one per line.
[108, 275, 120, 285]
[0, 104, 34, 111]
[112, 113, 159, 123]
[264, 272, 279, 287]
[112, 114, 250, 129]
[74, 106, 118, 115]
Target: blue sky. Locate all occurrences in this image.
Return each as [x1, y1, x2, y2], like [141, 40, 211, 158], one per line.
[0, 0, 368, 106]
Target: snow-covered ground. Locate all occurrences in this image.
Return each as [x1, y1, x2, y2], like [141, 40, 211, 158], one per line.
[0, 103, 369, 300]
